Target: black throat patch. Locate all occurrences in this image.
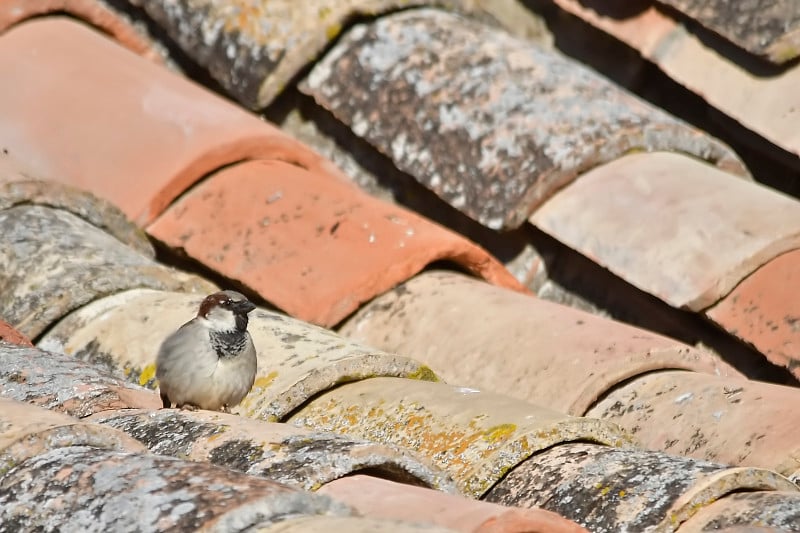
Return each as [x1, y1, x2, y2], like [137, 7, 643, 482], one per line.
[210, 329, 248, 359]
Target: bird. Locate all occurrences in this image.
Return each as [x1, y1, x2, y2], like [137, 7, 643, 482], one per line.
[156, 290, 258, 413]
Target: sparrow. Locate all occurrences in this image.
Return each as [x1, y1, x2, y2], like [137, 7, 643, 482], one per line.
[156, 290, 257, 413]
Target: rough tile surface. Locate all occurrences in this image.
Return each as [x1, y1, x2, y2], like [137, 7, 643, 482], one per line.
[658, 0, 800, 63]
[0, 446, 353, 531]
[0, 153, 154, 256]
[706, 249, 800, 378]
[0, 205, 213, 338]
[341, 271, 737, 416]
[0, 398, 146, 471]
[587, 370, 800, 475]
[38, 289, 439, 421]
[0, 323, 32, 347]
[483, 442, 800, 533]
[551, 0, 800, 160]
[88, 408, 456, 492]
[0, 343, 161, 417]
[677, 491, 800, 531]
[318, 475, 588, 533]
[259, 516, 458, 532]
[147, 159, 525, 326]
[531, 152, 800, 311]
[301, 8, 748, 230]
[128, 0, 457, 109]
[0, 0, 166, 62]
[288, 377, 630, 497]
[0, 17, 350, 226]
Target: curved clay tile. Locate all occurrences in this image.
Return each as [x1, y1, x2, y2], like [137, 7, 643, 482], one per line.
[0, 154, 154, 256]
[0, 446, 356, 530]
[0, 343, 161, 416]
[677, 491, 800, 530]
[530, 152, 800, 311]
[339, 271, 737, 416]
[147, 159, 525, 326]
[550, 0, 800, 161]
[287, 377, 629, 498]
[706, 248, 800, 380]
[38, 289, 440, 421]
[0, 17, 351, 226]
[87, 408, 457, 493]
[0, 319, 32, 346]
[0, 0, 166, 62]
[0, 398, 147, 468]
[483, 442, 800, 532]
[587, 370, 800, 477]
[319, 475, 589, 533]
[0, 205, 215, 338]
[300, 8, 748, 230]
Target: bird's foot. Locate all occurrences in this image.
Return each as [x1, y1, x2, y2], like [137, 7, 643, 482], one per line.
[219, 405, 231, 414]
[178, 403, 199, 411]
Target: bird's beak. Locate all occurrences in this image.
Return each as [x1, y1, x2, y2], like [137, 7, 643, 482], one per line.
[234, 300, 257, 314]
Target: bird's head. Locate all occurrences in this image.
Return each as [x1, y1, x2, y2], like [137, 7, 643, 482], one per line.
[197, 290, 256, 332]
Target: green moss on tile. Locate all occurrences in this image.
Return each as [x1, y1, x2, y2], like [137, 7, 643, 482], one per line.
[405, 365, 439, 382]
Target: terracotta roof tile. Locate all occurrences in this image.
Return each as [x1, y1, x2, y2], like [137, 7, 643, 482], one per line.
[0, 445, 356, 530]
[287, 376, 630, 498]
[127, 0, 456, 109]
[147, 159, 525, 326]
[340, 271, 737, 416]
[550, 0, 800, 161]
[587, 370, 800, 476]
[0, 16, 349, 226]
[87, 408, 456, 493]
[0, 398, 147, 466]
[0, 204, 214, 339]
[37, 289, 439, 420]
[657, 0, 800, 63]
[529, 152, 800, 311]
[0, 321, 32, 346]
[706, 249, 800, 379]
[482, 442, 800, 532]
[0, 152, 154, 256]
[0, 342, 161, 417]
[677, 491, 800, 531]
[300, 8, 748, 230]
[318, 475, 589, 533]
[0, 0, 166, 62]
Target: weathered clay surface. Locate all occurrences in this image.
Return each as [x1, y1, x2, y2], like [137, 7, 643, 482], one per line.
[318, 475, 589, 533]
[0, 323, 32, 347]
[0, 397, 146, 475]
[288, 377, 630, 497]
[587, 370, 800, 476]
[301, 8, 747, 230]
[0, 17, 351, 226]
[340, 271, 737, 416]
[0, 343, 161, 417]
[706, 248, 800, 379]
[658, 0, 800, 63]
[87, 408, 456, 492]
[147, 159, 525, 327]
[483, 442, 799, 533]
[677, 491, 800, 532]
[0, 153, 154, 256]
[258, 515, 459, 532]
[38, 289, 438, 421]
[129, 0, 456, 109]
[0, 0, 167, 63]
[0, 446, 353, 531]
[530, 152, 800, 311]
[0, 205, 214, 338]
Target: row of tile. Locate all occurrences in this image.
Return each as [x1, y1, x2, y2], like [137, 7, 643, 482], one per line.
[3, 323, 800, 531]
[5, 171, 800, 483]
[550, 0, 800, 165]
[2, 4, 798, 379]
[0, 339, 584, 533]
